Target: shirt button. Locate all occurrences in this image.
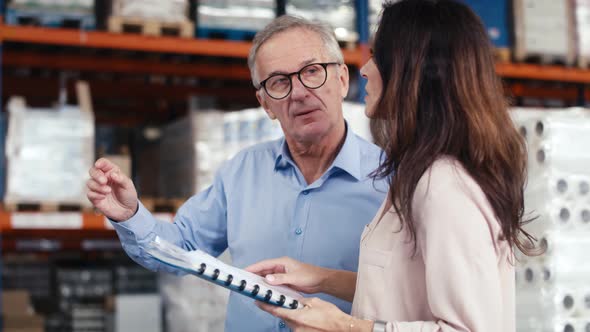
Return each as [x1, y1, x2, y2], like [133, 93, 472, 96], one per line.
[295, 228, 303, 235]
[302, 190, 309, 195]
[279, 321, 286, 328]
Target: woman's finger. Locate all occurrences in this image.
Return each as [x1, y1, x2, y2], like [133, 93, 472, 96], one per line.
[245, 258, 288, 274]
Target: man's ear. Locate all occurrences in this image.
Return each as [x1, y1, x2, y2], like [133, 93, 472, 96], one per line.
[338, 64, 350, 99]
[256, 90, 277, 120]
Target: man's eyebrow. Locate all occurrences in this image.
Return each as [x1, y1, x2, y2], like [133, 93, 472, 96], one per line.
[266, 58, 318, 77]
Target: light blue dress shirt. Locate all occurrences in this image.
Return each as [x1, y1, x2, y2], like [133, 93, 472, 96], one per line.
[111, 125, 388, 332]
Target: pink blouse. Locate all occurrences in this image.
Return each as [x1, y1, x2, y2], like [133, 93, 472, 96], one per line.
[351, 157, 515, 332]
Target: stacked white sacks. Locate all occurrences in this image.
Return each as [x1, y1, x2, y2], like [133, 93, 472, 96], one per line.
[4, 97, 94, 206]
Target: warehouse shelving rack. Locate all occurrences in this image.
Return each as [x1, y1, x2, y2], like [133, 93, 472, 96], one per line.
[0, 6, 588, 225]
[0, 25, 589, 101]
[0, 0, 588, 257]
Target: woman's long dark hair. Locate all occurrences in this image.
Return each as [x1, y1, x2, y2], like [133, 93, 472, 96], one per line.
[371, 0, 536, 255]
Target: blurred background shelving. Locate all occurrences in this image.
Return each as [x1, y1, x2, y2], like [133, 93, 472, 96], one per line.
[0, 0, 589, 331]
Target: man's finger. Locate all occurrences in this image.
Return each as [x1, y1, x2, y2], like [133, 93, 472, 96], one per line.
[95, 158, 117, 173]
[87, 179, 111, 195]
[108, 171, 129, 188]
[87, 191, 106, 203]
[88, 167, 107, 185]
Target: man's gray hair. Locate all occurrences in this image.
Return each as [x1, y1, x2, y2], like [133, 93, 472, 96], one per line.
[248, 15, 344, 88]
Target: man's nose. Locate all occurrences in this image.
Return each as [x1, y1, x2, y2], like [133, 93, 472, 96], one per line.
[289, 75, 308, 99]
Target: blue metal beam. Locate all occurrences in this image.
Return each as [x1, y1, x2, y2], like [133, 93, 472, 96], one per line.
[355, 0, 369, 103]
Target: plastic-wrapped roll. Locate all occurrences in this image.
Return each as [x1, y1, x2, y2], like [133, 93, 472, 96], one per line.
[528, 117, 590, 174]
[540, 231, 590, 258]
[559, 321, 577, 332]
[520, 261, 555, 288]
[521, 262, 544, 287]
[554, 318, 590, 332]
[536, 232, 590, 286]
[515, 265, 526, 288]
[579, 291, 590, 316]
[526, 174, 573, 202]
[509, 108, 549, 148]
[542, 202, 576, 229]
[578, 179, 590, 198]
[573, 203, 590, 227]
[554, 289, 579, 316]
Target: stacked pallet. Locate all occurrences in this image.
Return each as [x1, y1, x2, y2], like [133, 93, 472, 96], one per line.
[4, 96, 94, 210]
[108, 0, 194, 38]
[197, 0, 275, 40]
[5, 0, 95, 29]
[576, 0, 590, 68]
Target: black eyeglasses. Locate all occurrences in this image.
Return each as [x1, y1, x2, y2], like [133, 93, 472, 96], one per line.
[258, 62, 340, 100]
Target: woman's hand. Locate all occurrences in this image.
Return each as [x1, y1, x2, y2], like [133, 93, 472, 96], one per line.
[245, 256, 328, 294]
[256, 297, 354, 332]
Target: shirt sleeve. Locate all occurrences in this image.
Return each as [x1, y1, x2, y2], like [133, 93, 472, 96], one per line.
[386, 167, 505, 332]
[110, 165, 229, 274]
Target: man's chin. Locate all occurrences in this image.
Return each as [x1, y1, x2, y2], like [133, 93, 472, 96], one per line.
[293, 123, 331, 142]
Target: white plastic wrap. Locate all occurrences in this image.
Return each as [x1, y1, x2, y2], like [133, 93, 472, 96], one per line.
[159, 249, 233, 332]
[527, 118, 590, 175]
[576, 0, 590, 60]
[9, 0, 93, 12]
[513, 107, 590, 331]
[198, 0, 275, 31]
[159, 107, 282, 198]
[5, 100, 94, 205]
[286, 0, 357, 42]
[113, 0, 189, 22]
[514, 0, 575, 62]
[342, 101, 372, 143]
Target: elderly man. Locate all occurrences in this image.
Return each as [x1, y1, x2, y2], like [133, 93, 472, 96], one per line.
[87, 15, 387, 332]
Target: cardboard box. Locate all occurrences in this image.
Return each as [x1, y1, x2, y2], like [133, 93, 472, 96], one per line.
[3, 314, 44, 329]
[103, 154, 132, 178]
[1, 290, 31, 316]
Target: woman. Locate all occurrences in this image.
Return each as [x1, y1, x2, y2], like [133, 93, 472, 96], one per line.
[246, 0, 536, 331]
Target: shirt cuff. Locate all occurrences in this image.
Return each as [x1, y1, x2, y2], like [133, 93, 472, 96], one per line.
[109, 201, 158, 241]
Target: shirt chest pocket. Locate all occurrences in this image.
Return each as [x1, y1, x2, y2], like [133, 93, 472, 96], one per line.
[355, 244, 393, 320]
[359, 246, 392, 268]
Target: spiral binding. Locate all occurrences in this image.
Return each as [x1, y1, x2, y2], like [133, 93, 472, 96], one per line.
[197, 262, 300, 309]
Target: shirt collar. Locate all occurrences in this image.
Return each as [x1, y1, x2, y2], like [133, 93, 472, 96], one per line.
[274, 138, 295, 170]
[274, 122, 363, 181]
